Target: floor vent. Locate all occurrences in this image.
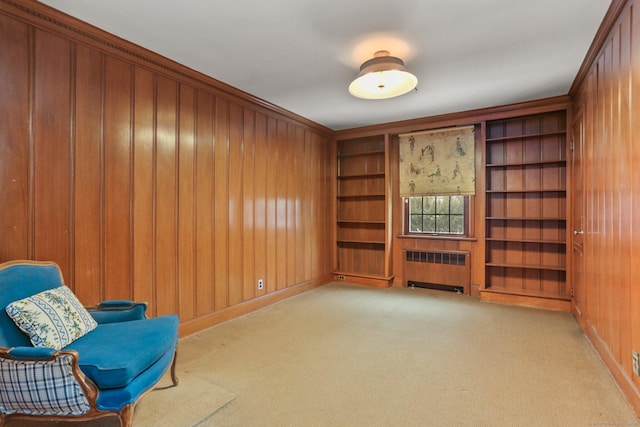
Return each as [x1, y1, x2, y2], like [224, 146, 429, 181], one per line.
[408, 281, 464, 294]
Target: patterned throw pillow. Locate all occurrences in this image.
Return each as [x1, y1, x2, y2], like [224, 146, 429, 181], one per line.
[0, 353, 90, 415]
[5, 286, 98, 350]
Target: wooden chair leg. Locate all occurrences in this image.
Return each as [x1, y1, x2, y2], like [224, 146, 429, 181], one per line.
[118, 403, 134, 427]
[170, 350, 179, 387]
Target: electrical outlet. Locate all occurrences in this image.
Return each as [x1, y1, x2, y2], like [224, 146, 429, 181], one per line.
[338, 275, 345, 280]
[633, 349, 640, 376]
[257, 279, 264, 290]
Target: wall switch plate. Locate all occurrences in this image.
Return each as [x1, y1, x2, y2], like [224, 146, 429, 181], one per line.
[633, 349, 640, 376]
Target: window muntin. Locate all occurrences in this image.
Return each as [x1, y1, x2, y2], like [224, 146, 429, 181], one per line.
[407, 195, 466, 235]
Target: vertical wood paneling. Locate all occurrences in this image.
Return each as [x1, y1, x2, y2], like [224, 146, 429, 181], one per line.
[584, 69, 597, 329]
[214, 98, 229, 310]
[103, 56, 132, 300]
[303, 131, 313, 281]
[1, 2, 333, 340]
[286, 124, 297, 287]
[155, 76, 178, 315]
[609, 23, 622, 362]
[0, 15, 30, 261]
[178, 84, 196, 321]
[631, 3, 640, 396]
[604, 36, 617, 353]
[294, 127, 305, 284]
[33, 30, 72, 274]
[631, 3, 640, 395]
[228, 103, 244, 306]
[276, 120, 287, 290]
[594, 53, 606, 336]
[573, 1, 640, 411]
[195, 91, 215, 316]
[73, 45, 103, 303]
[326, 137, 336, 276]
[572, 102, 586, 311]
[132, 66, 155, 309]
[242, 109, 256, 301]
[254, 112, 268, 296]
[617, 5, 632, 377]
[265, 116, 278, 293]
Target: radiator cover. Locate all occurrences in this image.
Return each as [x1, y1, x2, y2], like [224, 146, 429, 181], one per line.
[403, 250, 470, 294]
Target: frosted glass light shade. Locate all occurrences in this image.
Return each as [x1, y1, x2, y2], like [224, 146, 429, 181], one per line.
[348, 52, 418, 100]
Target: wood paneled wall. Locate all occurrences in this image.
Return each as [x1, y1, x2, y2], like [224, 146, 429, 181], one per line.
[570, 0, 640, 414]
[0, 0, 334, 335]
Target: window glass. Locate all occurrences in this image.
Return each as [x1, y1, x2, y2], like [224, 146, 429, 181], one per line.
[407, 195, 466, 235]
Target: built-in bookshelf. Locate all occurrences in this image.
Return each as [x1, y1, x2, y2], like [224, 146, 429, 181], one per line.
[335, 135, 392, 286]
[482, 111, 570, 309]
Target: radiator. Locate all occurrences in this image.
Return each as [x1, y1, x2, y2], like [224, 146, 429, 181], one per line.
[403, 250, 470, 294]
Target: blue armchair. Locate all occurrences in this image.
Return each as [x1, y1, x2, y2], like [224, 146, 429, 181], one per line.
[0, 260, 179, 426]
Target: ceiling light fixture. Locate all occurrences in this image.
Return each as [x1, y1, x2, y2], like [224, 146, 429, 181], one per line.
[348, 50, 418, 100]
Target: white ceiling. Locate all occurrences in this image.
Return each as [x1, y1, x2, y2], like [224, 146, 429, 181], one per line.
[40, 0, 611, 131]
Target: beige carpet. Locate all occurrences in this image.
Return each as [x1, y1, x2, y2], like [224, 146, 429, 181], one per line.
[184, 282, 638, 427]
[132, 369, 234, 427]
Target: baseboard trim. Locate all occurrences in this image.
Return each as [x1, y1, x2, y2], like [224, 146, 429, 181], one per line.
[178, 274, 333, 337]
[583, 320, 640, 418]
[480, 289, 571, 312]
[332, 272, 394, 288]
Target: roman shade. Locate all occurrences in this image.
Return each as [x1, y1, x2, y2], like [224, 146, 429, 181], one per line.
[399, 125, 475, 196]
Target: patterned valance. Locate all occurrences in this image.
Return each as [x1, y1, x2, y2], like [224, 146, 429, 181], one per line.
[399, 125, 475, 197]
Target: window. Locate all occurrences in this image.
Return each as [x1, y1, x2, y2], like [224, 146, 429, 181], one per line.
[406, 195, 468, 235]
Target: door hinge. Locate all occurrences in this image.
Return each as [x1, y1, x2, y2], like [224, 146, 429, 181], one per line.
[570, 138, 575, 152]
